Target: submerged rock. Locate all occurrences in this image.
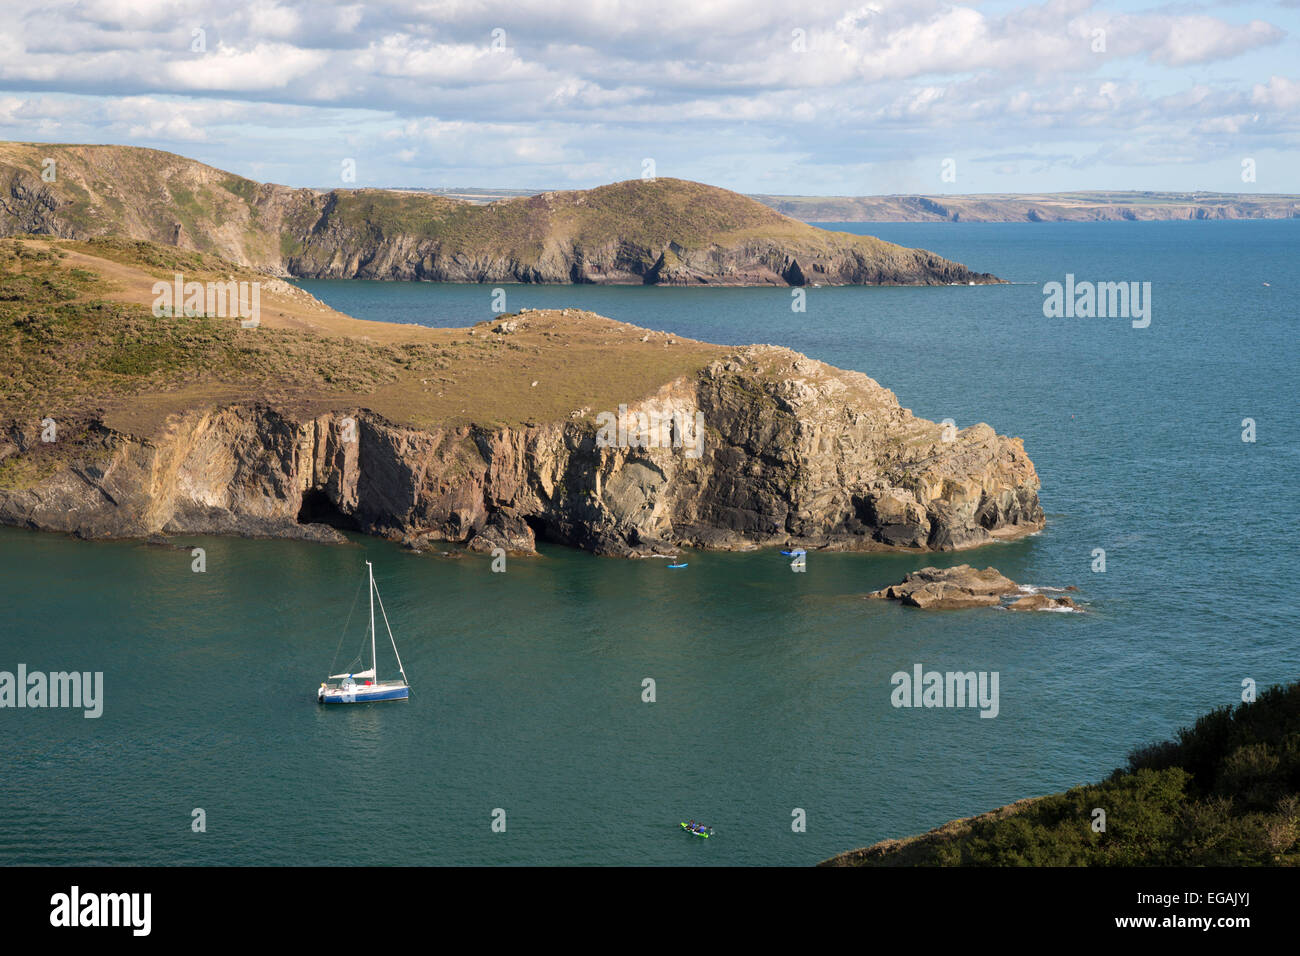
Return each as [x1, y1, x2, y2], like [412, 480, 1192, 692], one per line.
[1006, 594, 1077, 611]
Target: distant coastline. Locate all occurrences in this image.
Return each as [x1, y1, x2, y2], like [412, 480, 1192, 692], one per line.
[339, 187, 1300, 224]
[750, 191, 1300, 224]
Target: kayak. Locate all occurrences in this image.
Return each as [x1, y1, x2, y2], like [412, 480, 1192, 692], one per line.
[667, 563, 688, 569]
[780, 549, 806, 556]
[680, 822, 712, 838]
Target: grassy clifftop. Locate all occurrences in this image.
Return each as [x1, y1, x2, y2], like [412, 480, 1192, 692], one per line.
[0, 142, 997, 285]
[823, 681, 1300, 866]
[0, 235, 725, 438]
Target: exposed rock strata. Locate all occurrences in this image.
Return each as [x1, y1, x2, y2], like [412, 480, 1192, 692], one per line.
[0, 349, 1043, 555]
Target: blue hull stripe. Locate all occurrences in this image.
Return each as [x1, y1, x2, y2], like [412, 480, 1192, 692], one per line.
[320, 687, 409, 703]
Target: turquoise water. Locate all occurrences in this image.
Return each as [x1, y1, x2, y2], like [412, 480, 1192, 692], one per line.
[2, 221, 1296, 865]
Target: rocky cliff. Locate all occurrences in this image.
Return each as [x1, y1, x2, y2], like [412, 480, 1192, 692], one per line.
[0, 347, 1041, 556]
[0, 237, 1040, 555]
[0, 142, 999, 286]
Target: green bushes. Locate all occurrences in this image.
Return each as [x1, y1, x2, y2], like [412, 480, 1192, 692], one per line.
[850, 682, 1300, 866]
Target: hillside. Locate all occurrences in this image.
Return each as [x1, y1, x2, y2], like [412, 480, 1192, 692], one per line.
[754, 190, 1300, 223]
[0, 143, 997, 286]
[822, 681, 1300, 866]
[0, 236, 1040, 554]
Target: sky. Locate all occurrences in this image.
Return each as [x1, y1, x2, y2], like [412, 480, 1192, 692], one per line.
[0, 0, 1297, 195]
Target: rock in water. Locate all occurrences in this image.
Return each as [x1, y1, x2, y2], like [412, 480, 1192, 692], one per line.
[868, 565, 1021, 609]
[869, 567, 1084, 610]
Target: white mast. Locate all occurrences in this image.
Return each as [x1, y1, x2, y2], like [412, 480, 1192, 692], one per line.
[367, 560, 376, 680]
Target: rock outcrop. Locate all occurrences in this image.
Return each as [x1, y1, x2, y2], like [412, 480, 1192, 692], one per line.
[868, 565, 1021, 609]
[869, 566, 1084, 610]
[0, 347, 1044, 556]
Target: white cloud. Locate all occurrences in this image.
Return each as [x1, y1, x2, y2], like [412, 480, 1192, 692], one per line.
[163, 43, 329, 91]
[0, 0, 1292, 192]
[1252, 76, 1300, 111]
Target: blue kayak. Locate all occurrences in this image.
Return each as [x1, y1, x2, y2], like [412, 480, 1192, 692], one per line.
[780, 549, 806, 556]
[667, 563, 688, 569]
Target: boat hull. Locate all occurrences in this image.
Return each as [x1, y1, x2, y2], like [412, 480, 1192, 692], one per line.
[318, 682, 409, 704]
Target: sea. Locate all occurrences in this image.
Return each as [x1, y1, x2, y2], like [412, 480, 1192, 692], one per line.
[2, 220, 1296, 865]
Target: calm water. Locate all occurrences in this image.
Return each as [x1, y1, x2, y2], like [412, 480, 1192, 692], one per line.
[2, 221, 1297, 865]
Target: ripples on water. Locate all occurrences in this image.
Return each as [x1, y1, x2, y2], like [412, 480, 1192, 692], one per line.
[1, 221, 1296, 865]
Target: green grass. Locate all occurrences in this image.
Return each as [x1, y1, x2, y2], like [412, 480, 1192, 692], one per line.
[220, 174, 260, 205]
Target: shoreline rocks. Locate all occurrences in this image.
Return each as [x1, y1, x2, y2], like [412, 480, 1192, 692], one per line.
[869, 565, 1081, 611]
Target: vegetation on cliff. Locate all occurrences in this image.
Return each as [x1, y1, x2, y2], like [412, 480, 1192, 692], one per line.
[0, 142, 998, 286]
[0, 236, 722, 437]
[823, 681, 1300, 866]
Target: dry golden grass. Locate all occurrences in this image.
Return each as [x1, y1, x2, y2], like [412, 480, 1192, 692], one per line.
[1, 237, 727, 437]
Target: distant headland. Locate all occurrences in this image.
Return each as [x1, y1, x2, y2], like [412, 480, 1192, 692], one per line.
[751, 190, 1300, 223]
[0, 142, 998, 287]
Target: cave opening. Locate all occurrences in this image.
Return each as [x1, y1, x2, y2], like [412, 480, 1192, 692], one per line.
[522, 513, 556, 544]
[297, 489, 361, 530]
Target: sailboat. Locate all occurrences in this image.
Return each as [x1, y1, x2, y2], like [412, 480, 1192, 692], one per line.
[317, 561, 410, 704]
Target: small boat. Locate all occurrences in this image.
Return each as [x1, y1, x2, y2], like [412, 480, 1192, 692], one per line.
[680, 822, 713, 838]
[318, 561, 410, 704]
[780, 548, 806, 556]
[667, 562, 688, 569]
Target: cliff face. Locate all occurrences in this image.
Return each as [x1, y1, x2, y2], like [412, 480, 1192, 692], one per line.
[0, 143, 999, 286]
[0, 347, 1042, 555]
[282, 231, 984, 286]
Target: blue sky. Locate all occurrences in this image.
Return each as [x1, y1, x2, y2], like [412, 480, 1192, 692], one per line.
[1, 0, 1297, 195]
